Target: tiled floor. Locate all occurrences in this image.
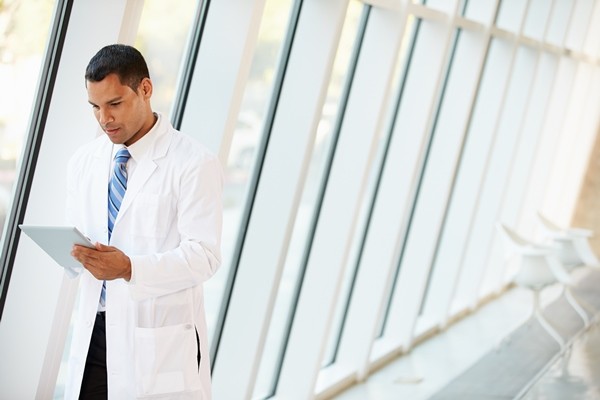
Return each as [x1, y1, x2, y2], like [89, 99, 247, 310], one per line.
[331, 267, 600, 400]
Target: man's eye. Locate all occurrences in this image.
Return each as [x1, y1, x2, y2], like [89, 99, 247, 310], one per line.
[110, 102, 121, 107]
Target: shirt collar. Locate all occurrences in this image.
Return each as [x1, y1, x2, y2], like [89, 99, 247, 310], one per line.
[116, 112, 161, 162]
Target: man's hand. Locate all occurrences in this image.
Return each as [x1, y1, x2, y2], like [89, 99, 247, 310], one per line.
[71, 242, 132, 281]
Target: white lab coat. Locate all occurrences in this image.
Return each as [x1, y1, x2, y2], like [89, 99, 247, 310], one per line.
[64, 114, 222, 399]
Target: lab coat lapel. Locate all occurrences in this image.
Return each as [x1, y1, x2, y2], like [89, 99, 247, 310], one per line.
[116, 158, 156, 225]
[114, 119, 172, 226]
[91, 141, 112, 240]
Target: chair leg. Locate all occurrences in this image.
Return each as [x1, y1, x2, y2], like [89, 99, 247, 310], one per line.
[532, 291, 565, 350]
[564, 287, 591, 327]
[573, 238, 600, 267]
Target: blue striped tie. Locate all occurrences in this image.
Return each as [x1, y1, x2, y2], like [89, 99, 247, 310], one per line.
[101, 147, 130, 307]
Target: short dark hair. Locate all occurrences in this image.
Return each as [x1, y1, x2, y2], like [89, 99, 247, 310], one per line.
[85, 44, 150, 92]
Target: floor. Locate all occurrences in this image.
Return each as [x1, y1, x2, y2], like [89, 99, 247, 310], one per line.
[522, 321, 600, 400]
[332, 267, 600, 400]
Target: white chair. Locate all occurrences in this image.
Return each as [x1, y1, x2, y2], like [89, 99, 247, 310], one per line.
[496, 223, 582, 350]
[537, 212, 600, 268]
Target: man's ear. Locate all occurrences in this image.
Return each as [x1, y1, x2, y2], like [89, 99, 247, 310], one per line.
[139, 77, 153, 98]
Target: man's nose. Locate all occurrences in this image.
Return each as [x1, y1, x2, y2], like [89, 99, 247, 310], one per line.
[98, 109, 113, 125]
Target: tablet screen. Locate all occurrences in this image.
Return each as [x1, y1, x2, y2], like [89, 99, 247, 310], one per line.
[19, 225, 94, 269]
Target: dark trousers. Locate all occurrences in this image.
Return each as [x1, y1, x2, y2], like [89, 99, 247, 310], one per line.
[79, 312, 107, 399]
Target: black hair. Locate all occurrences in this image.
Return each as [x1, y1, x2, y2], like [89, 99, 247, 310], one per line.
[85, 44, 150, 92]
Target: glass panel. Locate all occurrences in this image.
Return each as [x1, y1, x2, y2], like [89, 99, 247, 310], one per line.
[425, 0, 459, 14]
[462, 0, 496, 24]
[412, 28, 488, 335]
[545, 0, 573, 47]
[252, 2, 364, 398]
[495, 0, 527, 33]
[204, 0, 296, 348]
[564, 0, 595, 52]
[522, 0, 553, 40]
[448, 38, 514, 315]
[134, 0, 197, 118]
[322, 15, 418, 366]
[368, 19, 452, 339]
[0, 0, 56, 244]
[477, 45, 537, 298]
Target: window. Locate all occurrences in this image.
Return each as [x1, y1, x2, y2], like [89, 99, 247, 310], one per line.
[252, 2, 365, 397]
[204, 0, 296, 348]
[0, 0, 56, 243]
[135, 0, 198, 117]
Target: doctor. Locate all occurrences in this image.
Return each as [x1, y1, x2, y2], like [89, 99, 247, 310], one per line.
[66, 44, 222, 399]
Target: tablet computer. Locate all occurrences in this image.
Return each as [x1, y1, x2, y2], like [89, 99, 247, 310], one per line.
[19, 225, 94, 269]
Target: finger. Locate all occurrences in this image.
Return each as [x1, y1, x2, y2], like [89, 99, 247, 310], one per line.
[78, 255, 105, 276]
[72, 246, 97, 259]
[73, 250, 104, 272]
[95, 242, 115, 252]
[71, 246, 85, 260]
[72, 244, 91, 254]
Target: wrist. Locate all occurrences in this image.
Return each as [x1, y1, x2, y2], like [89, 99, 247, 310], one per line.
[123, 256, 132, 281]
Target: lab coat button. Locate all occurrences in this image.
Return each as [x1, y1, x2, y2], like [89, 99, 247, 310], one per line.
[85, 320, 92, 328]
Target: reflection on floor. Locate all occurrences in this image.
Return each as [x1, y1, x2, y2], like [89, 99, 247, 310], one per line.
[522, 320, 600, 399]
[332, 267, 600, 400]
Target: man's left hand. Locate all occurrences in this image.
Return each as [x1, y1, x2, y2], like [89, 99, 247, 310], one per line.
[71, 242, 132, 281]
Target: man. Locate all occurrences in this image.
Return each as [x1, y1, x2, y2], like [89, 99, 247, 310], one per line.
[66, 44, 222, 399]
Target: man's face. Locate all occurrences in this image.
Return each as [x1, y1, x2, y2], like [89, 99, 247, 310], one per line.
[87, 73, 153, 146]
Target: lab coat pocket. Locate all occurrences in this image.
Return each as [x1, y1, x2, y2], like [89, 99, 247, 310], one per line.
[131, 193, 173, 238]
[135, 322, 201, 397]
